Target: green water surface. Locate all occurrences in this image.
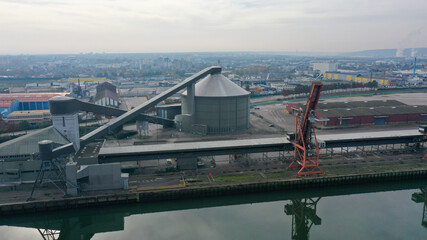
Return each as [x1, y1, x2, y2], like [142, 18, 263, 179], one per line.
[1, 180, 426, 240]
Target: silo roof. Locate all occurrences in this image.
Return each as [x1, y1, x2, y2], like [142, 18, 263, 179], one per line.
[182, 73, 250, 97]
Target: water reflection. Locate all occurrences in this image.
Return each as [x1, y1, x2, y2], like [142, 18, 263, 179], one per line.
[1, 180, 426, 240]
[285, 198, 321, 240]
[411, 187, 427, 228]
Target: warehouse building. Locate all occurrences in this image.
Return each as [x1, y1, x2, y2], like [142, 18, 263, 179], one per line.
[313, 62, 338, 74]
[286, 100, 427, 127]
[0, 100, 19, 118]
[0, 93, 65, 119]
[6, 110, 51, 124]
[323, 72, 390, 86]
[95, 82, 120, 107]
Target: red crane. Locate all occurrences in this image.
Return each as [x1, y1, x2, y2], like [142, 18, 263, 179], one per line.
[288, 83, 324, 176]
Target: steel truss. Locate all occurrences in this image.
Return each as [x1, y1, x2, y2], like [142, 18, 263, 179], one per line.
[287, 83, 324, 176]
[411, 187, 427, 228]
[322, 143, 424, 157]
[27, 156, 78, 201]
[288, 113, 323, 176]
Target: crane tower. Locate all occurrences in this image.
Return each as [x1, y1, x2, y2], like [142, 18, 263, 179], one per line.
[287, 83, 324, 176]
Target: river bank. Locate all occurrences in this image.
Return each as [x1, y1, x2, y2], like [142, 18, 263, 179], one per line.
[1, 159, 427, 216]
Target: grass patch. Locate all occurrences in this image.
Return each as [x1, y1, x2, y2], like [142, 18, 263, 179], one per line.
[264, 170, 288, 179]
[136, 135, 152, 139]
[215, 174, 256, 183]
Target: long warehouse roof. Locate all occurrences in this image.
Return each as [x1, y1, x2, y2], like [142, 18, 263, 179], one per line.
[98, 129, 424, 162]
[316, 105, 427, 118]
[316, 129, 421, 141]
[300, 100, 406, 110]
[99, 137, 288, 156]
[0, 93, 66, 102]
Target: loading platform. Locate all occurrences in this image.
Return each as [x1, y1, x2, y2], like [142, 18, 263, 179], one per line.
[98, 129, 425, 163]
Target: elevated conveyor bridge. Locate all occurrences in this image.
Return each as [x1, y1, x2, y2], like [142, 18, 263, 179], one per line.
[52, 66, 221, 156]
[71, 98, 174, 127]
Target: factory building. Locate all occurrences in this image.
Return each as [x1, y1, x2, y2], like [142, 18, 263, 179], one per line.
[313, 62, 338, 74]
[25, 82, 68, 93]
[0, 100, 19, 119]
[176, 72, 250, 134]
[6, 110, 51, 124]
[286, 100, 427, 127]
[323, 72, 389, 86]
[95, 82, 120, 107]
[0, 93, 65, 119]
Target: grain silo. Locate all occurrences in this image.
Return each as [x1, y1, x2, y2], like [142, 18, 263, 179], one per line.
[179, 72, 250, 134]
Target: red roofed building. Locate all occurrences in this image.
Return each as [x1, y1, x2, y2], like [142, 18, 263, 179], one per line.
[0, 93, 66, 118]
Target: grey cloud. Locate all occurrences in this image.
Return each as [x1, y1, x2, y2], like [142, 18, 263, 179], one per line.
[0, 0, 426, 54]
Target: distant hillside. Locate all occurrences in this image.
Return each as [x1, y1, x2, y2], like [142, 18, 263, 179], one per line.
[343, 48, 427, 58]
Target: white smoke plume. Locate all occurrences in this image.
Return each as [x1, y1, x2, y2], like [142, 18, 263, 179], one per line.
[396, 48, 404, 58]
[396, 28, 423, 57]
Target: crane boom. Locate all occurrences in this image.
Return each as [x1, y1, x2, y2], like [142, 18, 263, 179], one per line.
[288, 82, 324, 176]
[300, 83, 322, 147]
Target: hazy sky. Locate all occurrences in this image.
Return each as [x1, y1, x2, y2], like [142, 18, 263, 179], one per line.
[0, 0, 426, 54]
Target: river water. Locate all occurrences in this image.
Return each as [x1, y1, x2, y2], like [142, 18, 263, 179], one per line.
[0, 180, 426, 240]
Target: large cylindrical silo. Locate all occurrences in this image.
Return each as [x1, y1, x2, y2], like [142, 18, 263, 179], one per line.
[181, 72, 250, 134]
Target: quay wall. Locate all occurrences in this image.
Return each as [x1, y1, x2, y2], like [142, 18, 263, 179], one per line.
[1, 169, 427, 215]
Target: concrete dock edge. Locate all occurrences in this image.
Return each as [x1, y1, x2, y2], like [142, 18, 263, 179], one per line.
[1, 169, 427, 216]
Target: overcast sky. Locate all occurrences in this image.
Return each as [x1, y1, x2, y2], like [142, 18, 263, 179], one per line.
[0, 0, 426, 54]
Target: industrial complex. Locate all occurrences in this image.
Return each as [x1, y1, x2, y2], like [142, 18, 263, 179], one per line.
[0, 65, 425, 234]
[1, 2, 427, 236]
